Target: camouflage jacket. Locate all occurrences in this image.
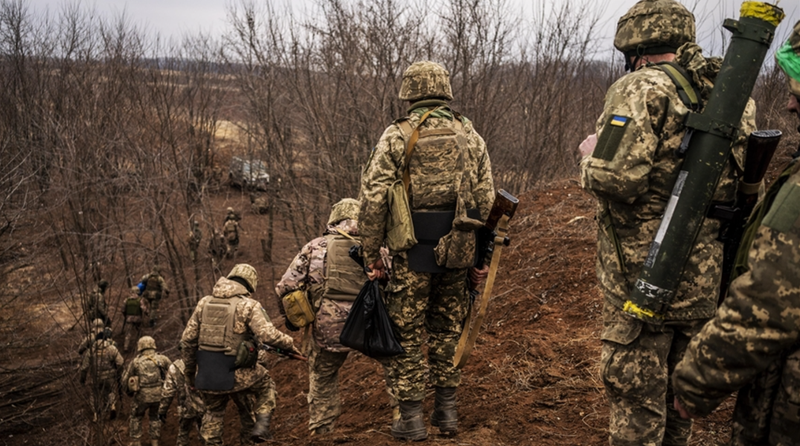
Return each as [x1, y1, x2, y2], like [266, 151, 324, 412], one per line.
[223, 219, 239, 240]
[80, 338, 123, 383]
[580, 43, 756, 320]
[78, 330, 115, 355]
[359, 101, 494, 266]
[673, 162, 800, 417]
[159, 359, 205, 419]
[140, 273, 168, 296]
[123, 350, 172, 404]
[180, 277, 294, 393]
[85, 287, 108, 321]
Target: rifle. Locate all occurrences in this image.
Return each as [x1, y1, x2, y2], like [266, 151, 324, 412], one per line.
[454, 189, 519, 369]
[258, 343, 308, 361]
[716, 130, 781, 304]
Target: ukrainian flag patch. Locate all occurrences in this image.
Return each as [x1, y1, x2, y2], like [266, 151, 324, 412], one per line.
[610, 116, 628, 127]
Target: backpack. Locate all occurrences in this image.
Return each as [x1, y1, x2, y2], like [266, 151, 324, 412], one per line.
[125, 297, 142, 316]
[138, 355, 166, 389]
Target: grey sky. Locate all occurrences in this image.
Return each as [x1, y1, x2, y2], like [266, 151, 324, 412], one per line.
[24, 0, 800, 57]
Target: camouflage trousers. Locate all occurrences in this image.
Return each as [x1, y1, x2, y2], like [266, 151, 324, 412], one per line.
[382, 256, 469, 402]
[145, 293, 161, 325]
[199, 376, 276, 446]
[130, 399, 161, 442]
[123, 322, 142, 353]
[88, 378, 118, 419]
[601, 303, 706, 446]
[176, 416, 202, 446]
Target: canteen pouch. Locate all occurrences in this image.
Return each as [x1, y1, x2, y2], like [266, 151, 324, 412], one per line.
[234, 339, 258, 369]
[386, 180, 418, 252]
[282, 289, 316, 328]
[127, 375, 140, 395]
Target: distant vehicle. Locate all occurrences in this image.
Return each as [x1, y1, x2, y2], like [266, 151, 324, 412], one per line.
[229, 156, 269, 191]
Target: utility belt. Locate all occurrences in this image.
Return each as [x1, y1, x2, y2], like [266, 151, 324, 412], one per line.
[407, 209, 480, 273]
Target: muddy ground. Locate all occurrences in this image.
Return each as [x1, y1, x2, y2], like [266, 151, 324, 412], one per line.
[7, 170, 791, 445]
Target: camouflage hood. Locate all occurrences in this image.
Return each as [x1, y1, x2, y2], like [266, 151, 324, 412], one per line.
[673, 42, 720, 101]
[325, 219, 358, 237]
[211, 276, 249, 299]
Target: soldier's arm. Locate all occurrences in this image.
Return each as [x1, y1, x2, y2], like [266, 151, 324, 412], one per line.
[274, 240, 316, 313]
[78, 336, 91, 355]
[180, 299, 204, 384]
[673, 221, 800, 417]
[580, 78, 665, 204]
[247, 302, 295, 351]
[159, 364, 179, 414]
[470, 130, 495, 220]
[359, 126, 404, 266]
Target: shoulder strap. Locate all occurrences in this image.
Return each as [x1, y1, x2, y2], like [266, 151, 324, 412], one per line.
[334, 228, 356, 241]
[402, 107, 440, 192]
[656, 62, 701, 111]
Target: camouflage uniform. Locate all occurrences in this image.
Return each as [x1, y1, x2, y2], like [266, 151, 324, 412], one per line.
[223, 209, 240, 259]
[250, 194, 269, 215]
[276, 208, 395, 434]
[158, 359, 205, 446]
[188, 222, 202, 262]
[80, 331, 123, 421]
[84, 280, 109, 325]
[78, 319, 115, 356]
[180, 268, 294, 446]
[672, 21, 800, 446]
[123, 288, 149, 353]
[359, 61, 493, 439]
[140, 268, 168, 326]
[580, 3, 756, 443]
[122, 338, 171, 446]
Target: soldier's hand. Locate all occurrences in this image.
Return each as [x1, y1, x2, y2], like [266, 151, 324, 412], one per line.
[469, 264, 490, 287]
[673, 396, 694, 420]
[579, 133, 597, 158]
[366, 260, 387, 281]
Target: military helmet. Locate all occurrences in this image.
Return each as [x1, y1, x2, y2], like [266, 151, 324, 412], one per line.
[131, 286, 140, 294]
[137, 336, 156, 352]
[614, 0, 695, 58]
[327, 198, 361, 226]
[398, 61, 454, 102]
[97, 279, 109, 291]
[776, 20, 800, 97]
[92, 318, 105, 333]
[227, 263, 258, 293]
[227, 207, 235, 214]
[152, 265, 161, 274]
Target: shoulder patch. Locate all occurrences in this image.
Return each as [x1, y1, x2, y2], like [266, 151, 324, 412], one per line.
[762, 179, 800, 234]
[593, 115, 631, 161]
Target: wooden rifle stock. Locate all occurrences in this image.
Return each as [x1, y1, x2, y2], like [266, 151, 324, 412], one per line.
[474, 190, 519, 269]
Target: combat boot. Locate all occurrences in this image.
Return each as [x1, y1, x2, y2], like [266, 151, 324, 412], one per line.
[430, 386, 458, 435]
[250, 412, 272, 441]
[391, 400, 427, 441]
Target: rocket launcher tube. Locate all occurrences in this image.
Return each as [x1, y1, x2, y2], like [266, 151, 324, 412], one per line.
[623, 2, 785, 324]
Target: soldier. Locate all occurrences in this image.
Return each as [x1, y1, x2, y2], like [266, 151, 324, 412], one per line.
[180, 264, 296, 445]
[275, 198, 396, 435]
[358, 61, 494, 440]
[208, 228, 226, 264]
[250, 193, 269, 215]
[78, 318, 114, 356]
[79, 320, 124, 421]
[123, 286, 149, 353]
[84, 279, 110, 326]
[188, 220, 202, 262]
[223, 207, 240, 259]
[139, 266, 168, 327]
[158, 358, 205, 446]
[122, 336, 172, 446]
[578, 1, 756, 444]
[672, 20, 800, 446]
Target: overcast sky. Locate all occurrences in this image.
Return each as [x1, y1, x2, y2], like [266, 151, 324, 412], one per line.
[23, 0, 800, 57]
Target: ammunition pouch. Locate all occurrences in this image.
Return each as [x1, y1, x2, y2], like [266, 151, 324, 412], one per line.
[407, 209, 480, 273]
[195, 350, 236, 391]
[282, 289, 315, 329]
[234, 339, 258, 369]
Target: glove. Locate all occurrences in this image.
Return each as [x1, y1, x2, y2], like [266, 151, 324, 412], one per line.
[284, 318, 300, 332]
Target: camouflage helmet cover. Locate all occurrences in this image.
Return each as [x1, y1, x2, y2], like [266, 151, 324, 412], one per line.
[137, 335, 156, 352]
[227, 263, 258, 293]
[776, 20, 800, 97]
[614, 0, 695, 56]
[92, 318, 105, 333]
[131, 286, 140, 294]
[398, 61, 454, 102]
[327, 198, 361, 226]
[151, 265, 161, 275]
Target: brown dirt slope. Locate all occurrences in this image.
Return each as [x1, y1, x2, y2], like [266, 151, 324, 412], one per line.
[0, 179, 739, 446]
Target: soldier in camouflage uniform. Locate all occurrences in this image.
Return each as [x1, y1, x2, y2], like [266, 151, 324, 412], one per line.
[158, 359, 205, 446]
[79, 321, 123, 421]
[276, 198, 395, 436]
[78, 318, 115, 356]
[140, 266, 168, 327]
[123, 286, 149, 353]
[250, 193, 269, 215]
[359, 61, 494, 440]
[180, 264, 296, 445]
[672, 20, 800, 446]
[188, 220, 202, 262]
[84, 279, 110, 326]
[223, 207, 240, 259]
[123, 336, 171, 446]
[579, 1, 756, 445]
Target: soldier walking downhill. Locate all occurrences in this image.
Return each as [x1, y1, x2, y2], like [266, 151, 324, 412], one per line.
[123, 336, 172, 446]
[79, 321, 124, 422]
[358, 61, 494, 440]
[579, 0, 755, 444]
[139, 266, 168, 327]
[180, 264, 296, 445]
[158, 358, 205, 446]
[275, 198, 396, 436]
[672, 20, 800, 446]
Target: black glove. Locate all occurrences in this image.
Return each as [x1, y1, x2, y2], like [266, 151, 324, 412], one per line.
[284, 318, 300, 332]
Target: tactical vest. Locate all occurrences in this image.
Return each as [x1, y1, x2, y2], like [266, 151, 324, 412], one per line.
[198, 296, 246, 356]
[137, 354, 166, 389]
[125, 297, 142, 316]
[322, 233, 366, 302]
[146, 274, 162, 292]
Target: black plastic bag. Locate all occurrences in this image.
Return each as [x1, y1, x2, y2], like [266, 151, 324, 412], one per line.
[340, 279, 404, 358]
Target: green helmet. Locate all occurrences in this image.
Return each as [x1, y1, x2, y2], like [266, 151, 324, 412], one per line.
[227, 263, 258, 293]
[614, 0, 695, 59]
[776, 20, 800, 97]
[137, 336, 156, 352]
[327, 198, 361, 226]
[398, 61, 454, 102]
